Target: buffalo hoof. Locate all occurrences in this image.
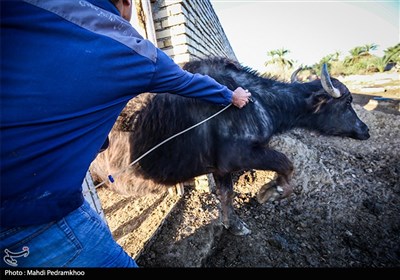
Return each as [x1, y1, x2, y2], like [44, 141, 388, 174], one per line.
[224, 217, 252, 236]
[256, 181, 293, 204]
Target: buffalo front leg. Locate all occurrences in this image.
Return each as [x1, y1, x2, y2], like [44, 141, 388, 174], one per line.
[253, 149, 294, 204]
[218, 145, 294, 204]
[256, 172, 293, 204]
[213, 173, 251, 236]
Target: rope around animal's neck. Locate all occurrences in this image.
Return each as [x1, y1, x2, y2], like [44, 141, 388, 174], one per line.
[91, 103, 232, 190]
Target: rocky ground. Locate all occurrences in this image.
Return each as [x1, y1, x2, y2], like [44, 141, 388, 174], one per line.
[96, 71, 399, 268]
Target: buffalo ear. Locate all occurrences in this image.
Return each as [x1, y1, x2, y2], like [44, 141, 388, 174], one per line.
[307, 92, 330, 113]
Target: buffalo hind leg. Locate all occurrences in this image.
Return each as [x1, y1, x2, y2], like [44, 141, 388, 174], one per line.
[213, 173, 251, 236]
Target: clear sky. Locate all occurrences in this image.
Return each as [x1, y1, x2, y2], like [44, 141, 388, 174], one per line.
[210, 0, 399, 72]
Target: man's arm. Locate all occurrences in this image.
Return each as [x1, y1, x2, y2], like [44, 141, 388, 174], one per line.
[147, 49, 250, 108]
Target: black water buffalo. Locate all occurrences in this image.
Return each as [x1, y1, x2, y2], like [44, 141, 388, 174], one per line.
[94, 58, 370, 235]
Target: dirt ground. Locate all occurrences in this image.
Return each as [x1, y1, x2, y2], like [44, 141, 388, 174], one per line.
[96, 71, 399, 268]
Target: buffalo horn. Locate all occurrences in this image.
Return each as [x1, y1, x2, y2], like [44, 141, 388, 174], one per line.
[290, 67, 302, 83]
[321, 64, 341, 98]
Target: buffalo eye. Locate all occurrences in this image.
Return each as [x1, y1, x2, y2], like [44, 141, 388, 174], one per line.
[345, 96, 353, 106]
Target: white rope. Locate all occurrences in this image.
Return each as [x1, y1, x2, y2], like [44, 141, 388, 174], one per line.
[91, 103, 233, 190]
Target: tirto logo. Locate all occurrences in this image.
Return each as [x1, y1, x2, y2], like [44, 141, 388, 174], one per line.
[3, 246, 29, 267]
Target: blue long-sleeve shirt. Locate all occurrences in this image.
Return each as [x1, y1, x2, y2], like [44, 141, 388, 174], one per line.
[0, 0, 233, 227]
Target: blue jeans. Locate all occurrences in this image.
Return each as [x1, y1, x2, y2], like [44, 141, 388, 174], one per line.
[0, 200, 138, 268]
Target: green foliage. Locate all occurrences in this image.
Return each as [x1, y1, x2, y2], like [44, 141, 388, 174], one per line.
[367, 57, 386, 73]
[264, 48, 294, 69]
[313, 52, 340, 75]
[344, 46, 366, 65]
[383, 43, 400, 64]
[315, 43, 398, 75]
[263, 43, 398, 77]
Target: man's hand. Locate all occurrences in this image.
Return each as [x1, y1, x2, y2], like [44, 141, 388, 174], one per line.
[232, 87, 252, 108]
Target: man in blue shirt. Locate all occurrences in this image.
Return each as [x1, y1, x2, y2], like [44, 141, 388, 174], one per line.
[0, 0, 251, 267]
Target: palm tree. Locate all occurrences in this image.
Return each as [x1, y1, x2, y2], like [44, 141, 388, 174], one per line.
[314, 54, 335, 74]
[344, 44, 378, 66]
[332, 50, 341, 61]
[312, 51, 342, 75]
[265, 48, 294, 69]
[344, 46, 365, 65]
[362, 43, 378, 57]
[264, 48, 294, 79]
[383, 43, 400, 65]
